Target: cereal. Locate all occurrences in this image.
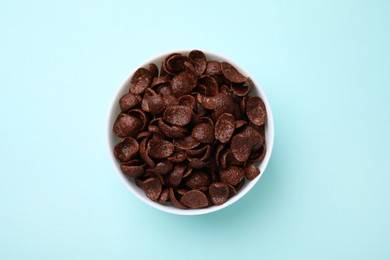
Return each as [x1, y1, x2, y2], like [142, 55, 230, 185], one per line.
[120, 160, 146, 178]
[244, 163, 260, 180]
[180, 190, 209, 208]
[246, 96, 266, 126]
[143, 177, 162, 201]
[153, 160, 174, 175]
[189, 50, 207, 75]
[205, 61, 221, 76]
[163, 105, 192, 126]
[113, 137, 139, 162]
[119, 93, 141, 111]
[139, 136, 155, 167]
[184, 170, 210, 190]
[212, 92, 234, 120]
[167, 148, 186, 163]
[127, 108, 149, 131]
[178, 95, 196, 110]
[231, 133, 252, 162]
[148, 63, 159, 78]
[171, 72, 196, 97]
[113, 113, 142, 138]
[215, 113, 235, 143]
[168, 164, 186, 187]
[221, 62, 247, 84]
[157, 118, 187, 139]
[112, 50, 268, 209]
[169, 188, 187, 209]
[250, 144, 267, 163]
[219, 166, 245, 186]
[165, 54, 191, 74]
[209, 182, 229, 205]
[158, 188, 169, 205]
[198, 75, 218, 96]
[173, 136, 200, 150]
[191, 123, 214, 144]
[141, 89, 165, 115]
[147, 137, 174, 159]
[130, 68, 152, 94]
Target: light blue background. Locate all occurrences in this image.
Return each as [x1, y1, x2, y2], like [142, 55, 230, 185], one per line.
[1, 0, 389, 259]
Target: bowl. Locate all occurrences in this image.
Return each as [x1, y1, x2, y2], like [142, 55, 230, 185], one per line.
[107, 50, 274, 215]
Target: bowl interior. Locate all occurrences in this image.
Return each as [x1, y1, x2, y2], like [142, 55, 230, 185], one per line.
[108, 50, 274, 215]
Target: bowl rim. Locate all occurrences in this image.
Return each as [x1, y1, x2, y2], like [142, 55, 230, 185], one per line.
[107, 49, 274, 215]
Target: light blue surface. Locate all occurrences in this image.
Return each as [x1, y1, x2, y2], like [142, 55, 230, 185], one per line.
[1, 0, 389, 259]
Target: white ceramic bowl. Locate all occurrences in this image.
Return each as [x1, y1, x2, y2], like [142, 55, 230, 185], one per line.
[107, 50, 274, 215]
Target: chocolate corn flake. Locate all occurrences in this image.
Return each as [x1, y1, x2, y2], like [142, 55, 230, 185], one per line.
[143, 177, 162, 201]
[171, 72, 196, 97]
[153, 160, 174, 175]
[178, 95, 196, 110]
[209, 182, 229, 205]
[215, 113, 235, 143]
[142, 90, 165, 115]
[205, 61, 222, 76]
[163, 105, 192, 126]
[119, 93, 141, 112]
[165, 54, 192, 74]
[173, 136, 200, 150]
[120, 160, 146, 178]
[169, 188, 187, 209]
[147, 137, 174, 159]
[114, 137, 139, 162]
[189, 50, 207, 76]
[219, 166, 245, 186]
[184, 170, 210, 190]
[130, 68, 152, 94]
[191, 123, 214, 144]
[198, 75, 218, 96]
[168, 164, 186, 187]
[246, 96, 267, 126]
[231, 133, 252, 162]
[167, 148, 187, 163]
[180, 190, 208, 209]
[245, 163, 260, 180]
[158, 188, 169, 205]
[213, 92, 234, 120]
[221, 62, 247, 84]
[148, 63, 159, 78]
[139, 136, 155, 167]
[113, 113, 142, 138]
